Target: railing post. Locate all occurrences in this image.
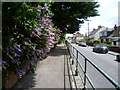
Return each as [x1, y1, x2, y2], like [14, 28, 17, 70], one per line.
[75, 50, 78, 76]
[69, 44, 72, 59]
[83, 58, 87, 89]
[72, 46, 74, 65]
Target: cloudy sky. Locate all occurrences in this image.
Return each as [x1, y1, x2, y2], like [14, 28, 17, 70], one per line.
[79, 0, 119, 35]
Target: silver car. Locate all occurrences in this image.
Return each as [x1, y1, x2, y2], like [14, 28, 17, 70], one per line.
[93, 45, 109, 54]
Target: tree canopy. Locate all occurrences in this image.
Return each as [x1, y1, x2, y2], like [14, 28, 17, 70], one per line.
[50, 2, 100, 33]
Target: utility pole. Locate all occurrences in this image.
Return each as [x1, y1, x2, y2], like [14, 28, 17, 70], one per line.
[88, 22, 89, 40]
[87, 20, 91, 40]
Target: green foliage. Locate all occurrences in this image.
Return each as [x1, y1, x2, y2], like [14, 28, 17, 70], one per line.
[93, 39, 100, 44]
[76, 40, 85, 42]
[58, 32, 66, 44]
[103, 41, 107, 44]
[50, 2, 100, 33]
[103, 41, 111, 44]
[101, 43, 117, 47]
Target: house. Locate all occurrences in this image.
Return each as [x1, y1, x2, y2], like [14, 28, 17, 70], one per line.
[84, 33, 88, 40]
[89, 26, 106, 40]
[99, 28, 114, 43]
[99, 25, 120, 47]
[89, 29, 98, 40]
[74, 32, 84, 40]
[107, 25, 120, 46]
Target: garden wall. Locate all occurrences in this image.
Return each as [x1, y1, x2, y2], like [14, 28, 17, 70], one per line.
[108, 46, 120, 53]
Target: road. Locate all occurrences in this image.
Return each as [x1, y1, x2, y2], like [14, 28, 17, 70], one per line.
[71, 43, 119, 88]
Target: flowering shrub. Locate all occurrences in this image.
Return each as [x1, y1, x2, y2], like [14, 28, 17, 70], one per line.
[2, 2, 62, 86]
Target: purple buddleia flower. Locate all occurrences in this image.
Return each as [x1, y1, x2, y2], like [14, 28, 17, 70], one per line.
[52, 42, 56, 45]
[11, 59, 17, 63]
[36, 49, 42, 53]
[41, 50, 44, 54]
[33, 33, 37, 36]
[48, 20, 52, 22]
[45, 18, 49, 21]
[44, 34, 50, 37]
[35, 28, 42, 32]
[14, 46, 23, 52]
[16, 68, 25, 76]
[25, 38, 30, 41]
[11, 58, 20, 63]
[50, 33, 55, 36]
[38, 32, 42, 35]
[10, 40, 12, 43]
[17, 48, 22, 52]
[23, 66, 27, 69]
[27, 60, 32, 62]
[33, 44, 37, 46]
[43, 49, 48, 53]
[48, 39, 53, 42]
[46, 42, 50, 44]
[44, 5, 48, 9]
[38, 20, 41, 23]
[47, 25, 52, 29]
[37, 9, 41, 13]
[1, 61, 7, 65]
[41, 24, 46, 27]
[14, 53, 17, 57]
[16, 68, 20, 72]
[37, 17, 42, 19]
[57, 30, 62, 33]
[47, 10, 50, 14]
[47, 46, 51, 49]
[10, 47, 14, 51]
[14, 53, 20, 57]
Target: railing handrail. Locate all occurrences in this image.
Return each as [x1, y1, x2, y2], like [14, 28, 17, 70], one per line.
[66, 40, 120, 89]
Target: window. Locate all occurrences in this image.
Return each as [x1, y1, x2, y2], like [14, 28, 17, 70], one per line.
[105, 31, 107, 36]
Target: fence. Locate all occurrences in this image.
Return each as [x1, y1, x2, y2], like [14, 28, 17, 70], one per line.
[65, 40, 120, 90]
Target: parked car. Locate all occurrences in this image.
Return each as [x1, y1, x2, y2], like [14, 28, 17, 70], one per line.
[78, 42, 87, 47]
[93, 45, 109, 54]
[78, 42, 82, 46]
[76, 41, 80, 44]
[116, 53, 120, 61]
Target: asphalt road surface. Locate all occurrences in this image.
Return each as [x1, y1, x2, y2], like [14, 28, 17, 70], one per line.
[71, 43, 119, 88]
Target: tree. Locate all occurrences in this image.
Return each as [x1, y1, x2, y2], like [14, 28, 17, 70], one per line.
[50, 2, 100, 33]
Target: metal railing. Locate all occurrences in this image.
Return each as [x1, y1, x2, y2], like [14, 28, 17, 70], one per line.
[65, 40, 120, 90]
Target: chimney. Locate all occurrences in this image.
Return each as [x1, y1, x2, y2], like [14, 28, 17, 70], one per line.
[98, 25, 102, 29]
[114, 24, 117, 30]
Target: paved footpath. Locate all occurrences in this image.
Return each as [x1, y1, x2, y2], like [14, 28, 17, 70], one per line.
[13, 44, 70, 89]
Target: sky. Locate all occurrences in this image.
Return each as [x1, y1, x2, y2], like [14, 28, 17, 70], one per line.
[79, 0, 119, 35]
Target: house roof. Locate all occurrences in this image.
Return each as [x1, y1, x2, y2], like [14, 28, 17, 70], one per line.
[89, 29, 99, 35]
[108, 27, 120, 38]
[100, 36, 108, 39]
[74, 32, 84, 37]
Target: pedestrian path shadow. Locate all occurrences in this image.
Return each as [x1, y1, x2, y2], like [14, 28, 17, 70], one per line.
[49, 45, 67, 57]
[13, 72, 37, 89]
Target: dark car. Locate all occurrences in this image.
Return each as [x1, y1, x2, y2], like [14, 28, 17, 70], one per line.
[116, 53, 120, 61]
[78, 42, 87, 47]
[93, 45, 108, 54]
